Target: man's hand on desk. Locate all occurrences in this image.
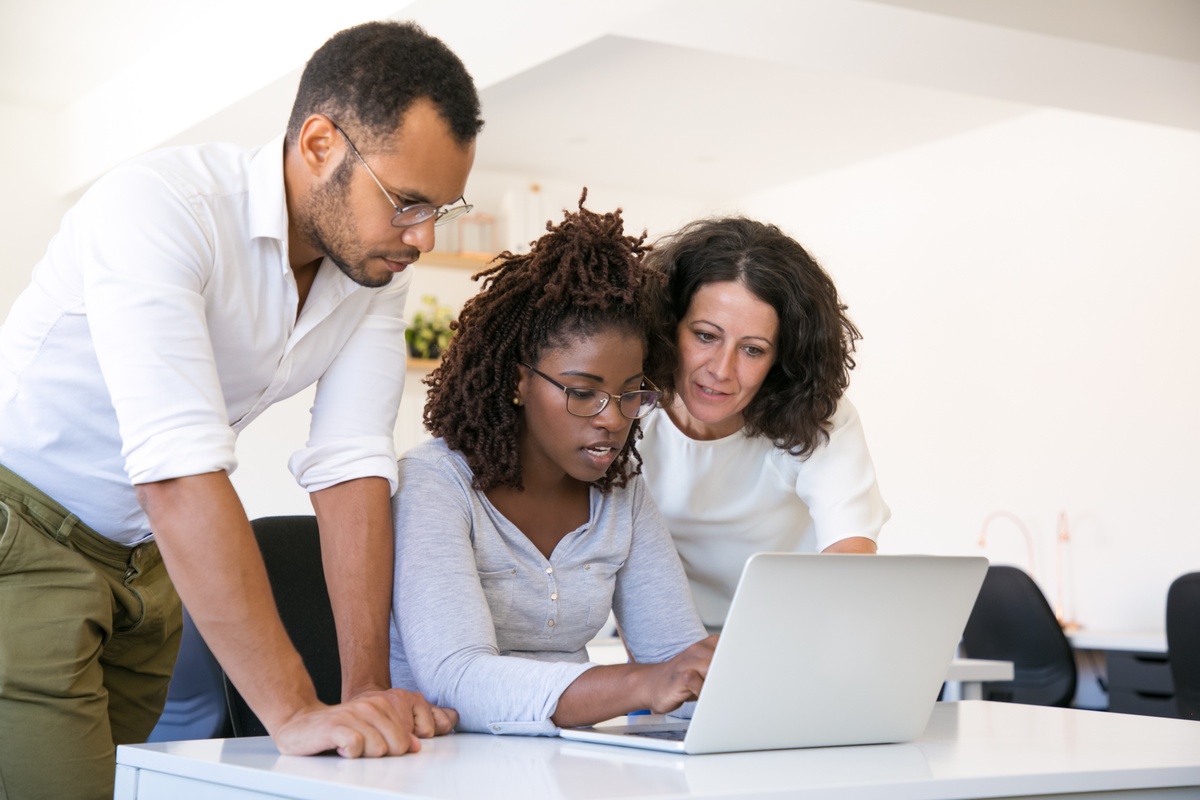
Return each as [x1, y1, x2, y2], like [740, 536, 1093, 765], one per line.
[273, 688, 458, 758]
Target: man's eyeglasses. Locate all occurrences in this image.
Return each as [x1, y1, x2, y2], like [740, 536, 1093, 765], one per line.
[520, 363, 661, 420]
[331, 121, 472, 228]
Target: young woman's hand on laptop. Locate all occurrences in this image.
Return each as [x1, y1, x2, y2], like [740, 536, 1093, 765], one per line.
[551, 634, 718, 727]
[642, 634, 718, 713]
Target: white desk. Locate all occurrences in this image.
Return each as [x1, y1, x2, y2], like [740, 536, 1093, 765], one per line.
[1068, 629, 1168, 654]
[939, 658, 1014, 701]
[115, 702, 1200, 800]
[584, 639, 1013, 701]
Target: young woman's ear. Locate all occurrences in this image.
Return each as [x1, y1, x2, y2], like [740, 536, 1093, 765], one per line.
[513, 364, 531, 407]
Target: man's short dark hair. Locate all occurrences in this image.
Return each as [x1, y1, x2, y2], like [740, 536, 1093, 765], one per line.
[286, 21, 483, 148]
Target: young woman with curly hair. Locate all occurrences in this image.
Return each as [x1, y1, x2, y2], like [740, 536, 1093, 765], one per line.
[640, 218, 890, 631]
[388, 195, 714, 735]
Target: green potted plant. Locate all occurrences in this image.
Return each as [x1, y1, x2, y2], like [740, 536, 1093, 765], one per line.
[405, 294, 456, 360]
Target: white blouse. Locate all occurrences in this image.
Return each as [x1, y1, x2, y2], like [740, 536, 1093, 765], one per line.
[638, 399, 890, 628]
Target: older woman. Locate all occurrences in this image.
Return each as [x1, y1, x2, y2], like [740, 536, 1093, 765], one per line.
[641, 217, 890, 630]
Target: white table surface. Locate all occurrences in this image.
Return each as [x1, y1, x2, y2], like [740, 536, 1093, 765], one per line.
[943, 657, 1013, 682]
[116, 702, 1200, 800]
[1067, 629, 1169, 654]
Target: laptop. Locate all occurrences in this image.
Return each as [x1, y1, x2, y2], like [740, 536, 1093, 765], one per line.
[559, 552, 988, 754]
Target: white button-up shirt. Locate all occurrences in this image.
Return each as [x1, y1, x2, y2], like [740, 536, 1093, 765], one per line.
[0, 135, 410, 544]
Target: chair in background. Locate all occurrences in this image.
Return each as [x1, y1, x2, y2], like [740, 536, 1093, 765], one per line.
[1166, 571, 1200, 720]
[224, 515, 342, 737]
[960, 565, 1077, 707]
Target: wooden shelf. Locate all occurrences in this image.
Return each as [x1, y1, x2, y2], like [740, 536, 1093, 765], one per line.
[418, 252, 497, 271]
[405, 253, 496, 373]
[407, 357, 441, 371]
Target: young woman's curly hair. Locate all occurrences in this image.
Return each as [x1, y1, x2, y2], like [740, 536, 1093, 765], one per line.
[644, 217, 861, 458]
[422, 191, 666, 492]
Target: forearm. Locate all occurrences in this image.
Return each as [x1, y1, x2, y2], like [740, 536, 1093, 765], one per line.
[311, 477, 395, 699]
[137, 471, 318, 734]
[822, 536, 877, 554]
[552, 632, 715, 728]
[551, 663, 657, 728]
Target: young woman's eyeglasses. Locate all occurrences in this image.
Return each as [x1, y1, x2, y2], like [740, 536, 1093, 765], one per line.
[331, 121, 472, 228]
[520, 363, 661, 420]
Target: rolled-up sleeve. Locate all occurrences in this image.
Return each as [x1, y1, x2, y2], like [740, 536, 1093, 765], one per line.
[391, 451, 595, 735]
[79, 165, 238, 485]
[290, 272, 410, 495]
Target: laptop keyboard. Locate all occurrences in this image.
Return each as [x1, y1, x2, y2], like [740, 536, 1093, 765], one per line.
[628, 729, 688, 741]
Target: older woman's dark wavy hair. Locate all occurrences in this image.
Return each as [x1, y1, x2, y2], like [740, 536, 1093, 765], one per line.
[422, 191, 664, 492]
[645, 217, 861, 457]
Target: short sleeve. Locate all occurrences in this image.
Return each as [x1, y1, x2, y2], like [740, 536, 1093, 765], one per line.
[786, 399, 890, 551]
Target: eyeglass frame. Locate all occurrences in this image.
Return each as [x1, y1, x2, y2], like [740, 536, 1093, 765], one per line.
[519, 362, 662, 420]
[329, 120, 472, 228]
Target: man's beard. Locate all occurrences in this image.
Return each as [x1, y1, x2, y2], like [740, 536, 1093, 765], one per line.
[299, 160, 392, 289]
[309, 223, 392, 289]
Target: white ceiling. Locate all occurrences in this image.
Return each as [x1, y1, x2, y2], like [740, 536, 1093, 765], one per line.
[474, 35, 1030, 198]
[1, 0, 1197, 202]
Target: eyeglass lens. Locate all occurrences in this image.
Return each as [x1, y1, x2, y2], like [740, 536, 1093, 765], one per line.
[391, 202, 472, 229]
[564, 389, 660, 420]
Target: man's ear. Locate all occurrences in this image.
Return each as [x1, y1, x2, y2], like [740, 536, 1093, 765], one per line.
[295, 114, 341, 178]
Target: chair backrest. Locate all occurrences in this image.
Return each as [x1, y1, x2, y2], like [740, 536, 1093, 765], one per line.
[960, 565, 1077, 707]
[1167, 571, 1200, 720]
[224, 515, 342, 737]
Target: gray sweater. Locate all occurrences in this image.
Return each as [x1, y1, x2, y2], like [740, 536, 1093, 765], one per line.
[389, 438, 707, 735]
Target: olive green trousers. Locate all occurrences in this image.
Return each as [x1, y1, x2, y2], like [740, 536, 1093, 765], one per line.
[0, 465, 181, 800]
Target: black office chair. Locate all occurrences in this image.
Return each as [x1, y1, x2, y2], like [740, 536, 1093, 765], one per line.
[223, 515, 343, 736]
[1166, 571, 1200, 720]
[960, 565, 1077, 707]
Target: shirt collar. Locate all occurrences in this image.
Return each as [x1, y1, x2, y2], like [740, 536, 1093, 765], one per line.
[247, 134, 289, 270]
[247, 132, 380, 301]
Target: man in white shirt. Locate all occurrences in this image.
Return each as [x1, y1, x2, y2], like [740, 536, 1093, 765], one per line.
[0, 21, 480, 800]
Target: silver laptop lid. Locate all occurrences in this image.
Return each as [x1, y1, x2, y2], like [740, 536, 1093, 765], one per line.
[682, 553, 988, 753]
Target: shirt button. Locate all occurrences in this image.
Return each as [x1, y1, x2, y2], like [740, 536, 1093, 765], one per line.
[546, 566, 554, 574]
[585, 564, 591, 571]
[551, 593, 558, 601]
[547, 620, 556, 627]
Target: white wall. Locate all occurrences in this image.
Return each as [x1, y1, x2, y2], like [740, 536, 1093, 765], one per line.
[743, 109, 1200, 631]
[0, 104, 73, 320]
